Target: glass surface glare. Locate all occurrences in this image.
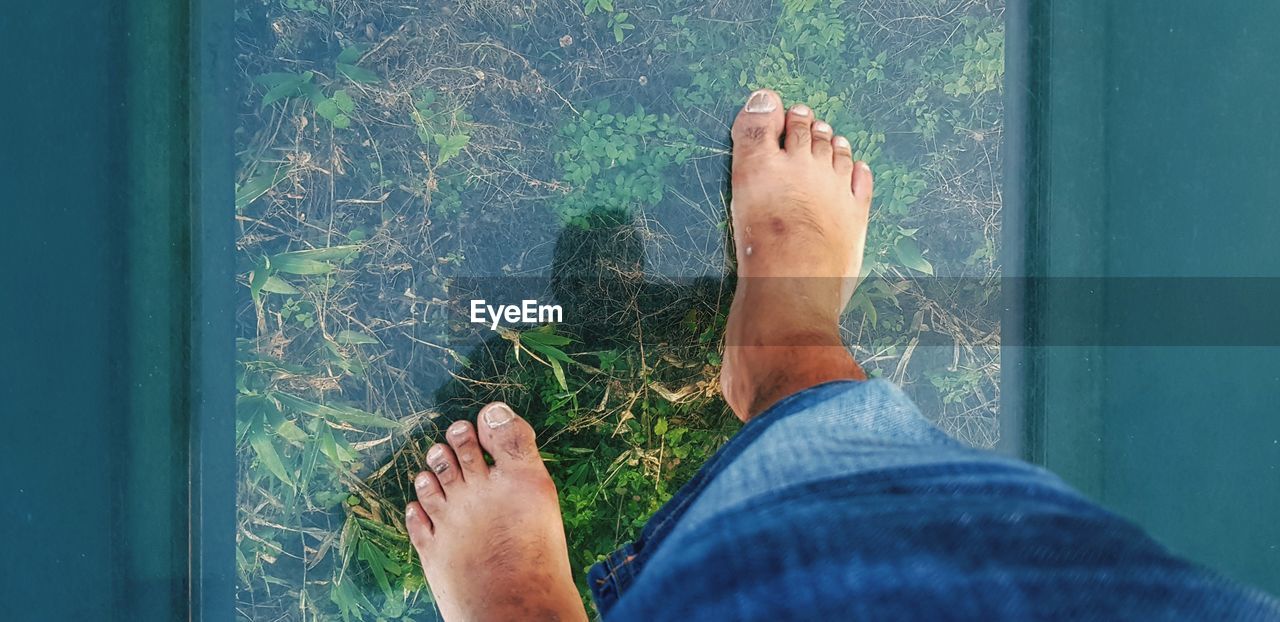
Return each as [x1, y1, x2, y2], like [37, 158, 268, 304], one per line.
[232, 0, 1004, 618]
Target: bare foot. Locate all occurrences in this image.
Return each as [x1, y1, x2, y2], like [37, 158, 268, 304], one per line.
[405, 402, 587, 622]
[721, 89, 874, 421]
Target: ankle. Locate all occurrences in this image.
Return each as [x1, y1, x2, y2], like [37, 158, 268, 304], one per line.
[729, 278, 845, 335]
[723, 340, 864, 421]
[723, 304, 866, 420]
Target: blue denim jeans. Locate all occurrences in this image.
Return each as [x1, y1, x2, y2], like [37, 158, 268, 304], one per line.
[588, 380, 1280, 620]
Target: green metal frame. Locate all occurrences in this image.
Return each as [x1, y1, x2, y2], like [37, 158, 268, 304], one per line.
[1015, 0, 1280, 594]
[190, 0, 237, 617]
[120, 0, 235, 618]
[1015, 0, 1110, 495]
[2, 0, 232, 617]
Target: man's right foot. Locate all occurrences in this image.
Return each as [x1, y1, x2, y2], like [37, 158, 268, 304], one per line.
[720, 89, 873, 421]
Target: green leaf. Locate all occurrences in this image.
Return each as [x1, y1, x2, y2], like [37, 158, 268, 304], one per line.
[654, 417, 668, 436]
[332, 89, 355, 113]
[235, 165, 289, 211]
[433, 133, 469, 164]
[414, 88, 436, 111]
[299, 81, 326, 104]
[548, 357, 568, 391]
[259, 275, 301, 295]
[274, 392, 401, 429]
[851, 291, 878, 327]
[521, 329, 572, 391]
[274, 245, 362, 262]
[249, 418, 293, 485]
[295, 427, 322, 495]
[526, 341, 572, 363]
[270, 257, 332, 275]
[249, 261, 270, 306]
[269, 245, 361, 275]
[335, 329, 379, 345]
[520, 327, 572, 347]
[317, 424, 343, 466]
[893, 236, 934, 275]
[337, 62, 380, 84]
[236, 393, 269, 434]
[254, 71, 304, 88]
[315, 98, 340, 121]
[336, 45, 363, 64]
[358, 540, 394, 596]
[274, 418, 309, 444]
[329, 569, 378, 618]
[257, 71, 314, 107]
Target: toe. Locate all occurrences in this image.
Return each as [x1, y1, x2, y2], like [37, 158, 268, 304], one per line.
[405, 501, 433, 548]
[414, 470, 447, 515]
[446, 420, 489, 478]
[783, 104, 813, 153]
[810, 120, 833, 161]
[731, 89, 784, 161]
[475, 402, 541, 469]
[832, 135, 854, 175]
[427, 443, 463, 487]
[853, 159, 874, 204]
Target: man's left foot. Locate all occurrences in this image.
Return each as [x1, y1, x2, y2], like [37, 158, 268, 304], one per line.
[406, 402, 587, 622]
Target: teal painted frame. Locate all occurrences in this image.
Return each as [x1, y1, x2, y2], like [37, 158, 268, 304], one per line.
[190, 0, 237, 617]
[1010, 0, 1109, 496]
[120, 0, 234, 617]
[1012, 0, 1280, 593]
[0, 0, 234, 617]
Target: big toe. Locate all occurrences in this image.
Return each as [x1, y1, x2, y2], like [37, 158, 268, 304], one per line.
[731, 89, 784, 162]
[476, 402, 541, 468]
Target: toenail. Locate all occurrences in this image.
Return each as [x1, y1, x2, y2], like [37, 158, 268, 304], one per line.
[449, 422, 470, 438]
[428, 445, 446, 461]
[415, 473, 432, 490]
[859, 161, 872, 172]
[791, 104, 810, 117]
[432, 461, 450, 474]
[744, 90, 776, 113]
[814, 121, 831, 134]
[833, 136, 851, 150]
[483, 402, 515, 428]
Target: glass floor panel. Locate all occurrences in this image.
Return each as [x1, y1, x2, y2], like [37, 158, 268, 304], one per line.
[231, 0, 1005, 618]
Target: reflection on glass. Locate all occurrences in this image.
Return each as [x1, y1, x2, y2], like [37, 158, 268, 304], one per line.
[233, 0, 1004, 617]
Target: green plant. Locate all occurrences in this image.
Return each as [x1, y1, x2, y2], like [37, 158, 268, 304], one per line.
[236, 340, 418, 619]
[554, 101, 696, 226]
[930, 366, 987, 405]
[944, 16, 1005, 99]
[608, 11, 634, 42]
[254, 47, 379, 129]
[584, 0, 635, 42]
[583, 0, 613, 15]
[282, 0, 328, 15]
[411, 89, 472, 166]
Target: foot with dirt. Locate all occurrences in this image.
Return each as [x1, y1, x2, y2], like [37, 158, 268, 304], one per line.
[720, 89, 873, 421]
